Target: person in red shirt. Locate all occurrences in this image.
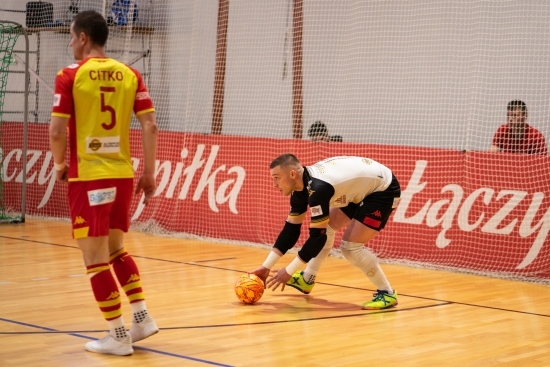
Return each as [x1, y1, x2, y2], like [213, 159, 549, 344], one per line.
[49, 10, 158, 356]
[490, 100, 548, 155]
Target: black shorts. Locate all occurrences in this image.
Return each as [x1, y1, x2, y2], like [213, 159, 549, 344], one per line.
[339, 174, 401, 231]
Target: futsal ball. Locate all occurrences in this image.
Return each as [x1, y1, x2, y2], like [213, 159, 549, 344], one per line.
[235, 273, 264, 304]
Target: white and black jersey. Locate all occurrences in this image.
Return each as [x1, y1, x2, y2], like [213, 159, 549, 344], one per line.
[289, 156, 394, 226]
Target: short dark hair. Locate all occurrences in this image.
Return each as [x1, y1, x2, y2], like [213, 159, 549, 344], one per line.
[308, 121, 328, 137]
[72, 10, 109, 47]
[507, 100, 527, 113]
[270, 153, 301, 169]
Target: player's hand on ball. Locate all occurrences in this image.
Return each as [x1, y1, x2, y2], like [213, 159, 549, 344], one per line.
[248, 267, 270, 287]
[266, 268, 292, 291]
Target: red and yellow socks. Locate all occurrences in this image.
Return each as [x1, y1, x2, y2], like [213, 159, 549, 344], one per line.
[87, 263, 123, 322]
[87, 263, 128, 339]
[110, 248, 146, 304]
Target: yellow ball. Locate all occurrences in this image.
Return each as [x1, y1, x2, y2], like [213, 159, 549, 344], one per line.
[235, 273, 264, 304]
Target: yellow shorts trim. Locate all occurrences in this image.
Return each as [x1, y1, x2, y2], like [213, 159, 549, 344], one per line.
[73, 226, 89, 239]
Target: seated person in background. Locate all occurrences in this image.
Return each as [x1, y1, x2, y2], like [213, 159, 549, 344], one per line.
[308, 121, 342, 142]
[490, 100, 548, 155]
[308, 121, 330, 142]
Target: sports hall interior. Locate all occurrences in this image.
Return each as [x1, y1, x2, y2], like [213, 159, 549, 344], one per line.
[1, 1, 549, 366]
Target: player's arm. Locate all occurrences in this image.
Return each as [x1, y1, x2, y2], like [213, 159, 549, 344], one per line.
[272, 212, 306, 256]
[132, 68, 158, 204]
[250, 193, 308, 283]
[490, 127, 503, 152]
[540, 143, 548, 156]
[288, 185, 332, 275]
[536, 132, 548, 155]
[292, 179, 333, 262]
[49, 116, 69, 182]
[49, 68, 73, 182]
[135, 111, 158, 205]
[266, 181, 333, 291]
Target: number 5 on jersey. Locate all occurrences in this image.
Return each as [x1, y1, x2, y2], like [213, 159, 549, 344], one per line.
[100, 86, 116, 130]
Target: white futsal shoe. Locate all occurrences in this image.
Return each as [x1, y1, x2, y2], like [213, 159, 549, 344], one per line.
[129, 314, 159, 342]
[85, 334, 133, 356]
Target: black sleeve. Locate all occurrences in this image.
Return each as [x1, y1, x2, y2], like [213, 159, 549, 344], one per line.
[273, 221, 302, 254]
[289, 187, 309, 219]
[297, 227, 327, 263]
[307, 178, 334, 225]
[296, 178, 334, 262]
[271, 188, 309, 254]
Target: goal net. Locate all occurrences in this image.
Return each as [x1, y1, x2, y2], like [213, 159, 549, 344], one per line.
[0, 20, 26, 223]
[2, 0, 550, 282]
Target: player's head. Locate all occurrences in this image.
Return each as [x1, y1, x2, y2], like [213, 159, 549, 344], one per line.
[308, 121, 330, 142]
[269, 154, 304, 196]
[507, 100, 528, 127]
[70, 10, 109, 60]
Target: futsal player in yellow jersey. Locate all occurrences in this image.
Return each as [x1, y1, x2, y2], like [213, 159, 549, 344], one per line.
[49, 10, 158, 356]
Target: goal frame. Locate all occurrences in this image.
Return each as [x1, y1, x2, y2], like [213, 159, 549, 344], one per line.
[0, 20, 29, 223]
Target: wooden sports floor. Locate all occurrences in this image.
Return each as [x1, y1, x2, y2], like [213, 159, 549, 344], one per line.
[1, 218, 549, 367]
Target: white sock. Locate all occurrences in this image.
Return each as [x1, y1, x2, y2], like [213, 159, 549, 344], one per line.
[130, 300, 147, 314]
[107, 316, 127, 340]
[340, 240, 393, 293]
[130, 300, 148, 323]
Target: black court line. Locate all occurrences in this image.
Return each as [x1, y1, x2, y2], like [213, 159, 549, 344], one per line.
[315, 281, 550, 318]
[2, 235, 550, 320]
[0, 302, 450, 336]
[0, 317, 234, 367]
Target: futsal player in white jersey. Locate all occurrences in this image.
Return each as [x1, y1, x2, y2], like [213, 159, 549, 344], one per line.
[250, 154, 401, 309]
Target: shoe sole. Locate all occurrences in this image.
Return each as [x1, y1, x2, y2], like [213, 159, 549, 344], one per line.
[286, 284, 311, 294]
[132, 328, 159, 343]
[361, 301, 398, 310]
[85, 347, 134, 356]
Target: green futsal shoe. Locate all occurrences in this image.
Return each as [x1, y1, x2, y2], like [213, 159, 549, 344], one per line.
[286, 271, 315, 294]
[362, 290, 398, 310]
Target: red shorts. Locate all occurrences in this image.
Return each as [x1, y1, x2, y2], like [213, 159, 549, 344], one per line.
[67, 178, 133, 239]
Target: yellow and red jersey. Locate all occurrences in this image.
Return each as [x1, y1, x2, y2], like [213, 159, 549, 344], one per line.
[51, 57, 154, 181]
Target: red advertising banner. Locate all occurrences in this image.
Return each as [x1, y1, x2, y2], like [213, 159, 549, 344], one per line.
[3, 122, 550, 279]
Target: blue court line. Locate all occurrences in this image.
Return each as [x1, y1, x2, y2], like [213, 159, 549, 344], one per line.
[0, 317, 234, 367]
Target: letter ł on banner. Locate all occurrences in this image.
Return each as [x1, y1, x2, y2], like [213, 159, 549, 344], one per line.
[393, 160, 430, 225]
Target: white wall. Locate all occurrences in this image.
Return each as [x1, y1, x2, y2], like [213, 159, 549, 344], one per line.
[2, 0, 550, 151]
[297, 1, 550, 149]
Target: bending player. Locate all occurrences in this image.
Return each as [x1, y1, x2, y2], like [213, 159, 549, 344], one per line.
[249, 154, 400, 310]
[49, 11, 159, 355]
